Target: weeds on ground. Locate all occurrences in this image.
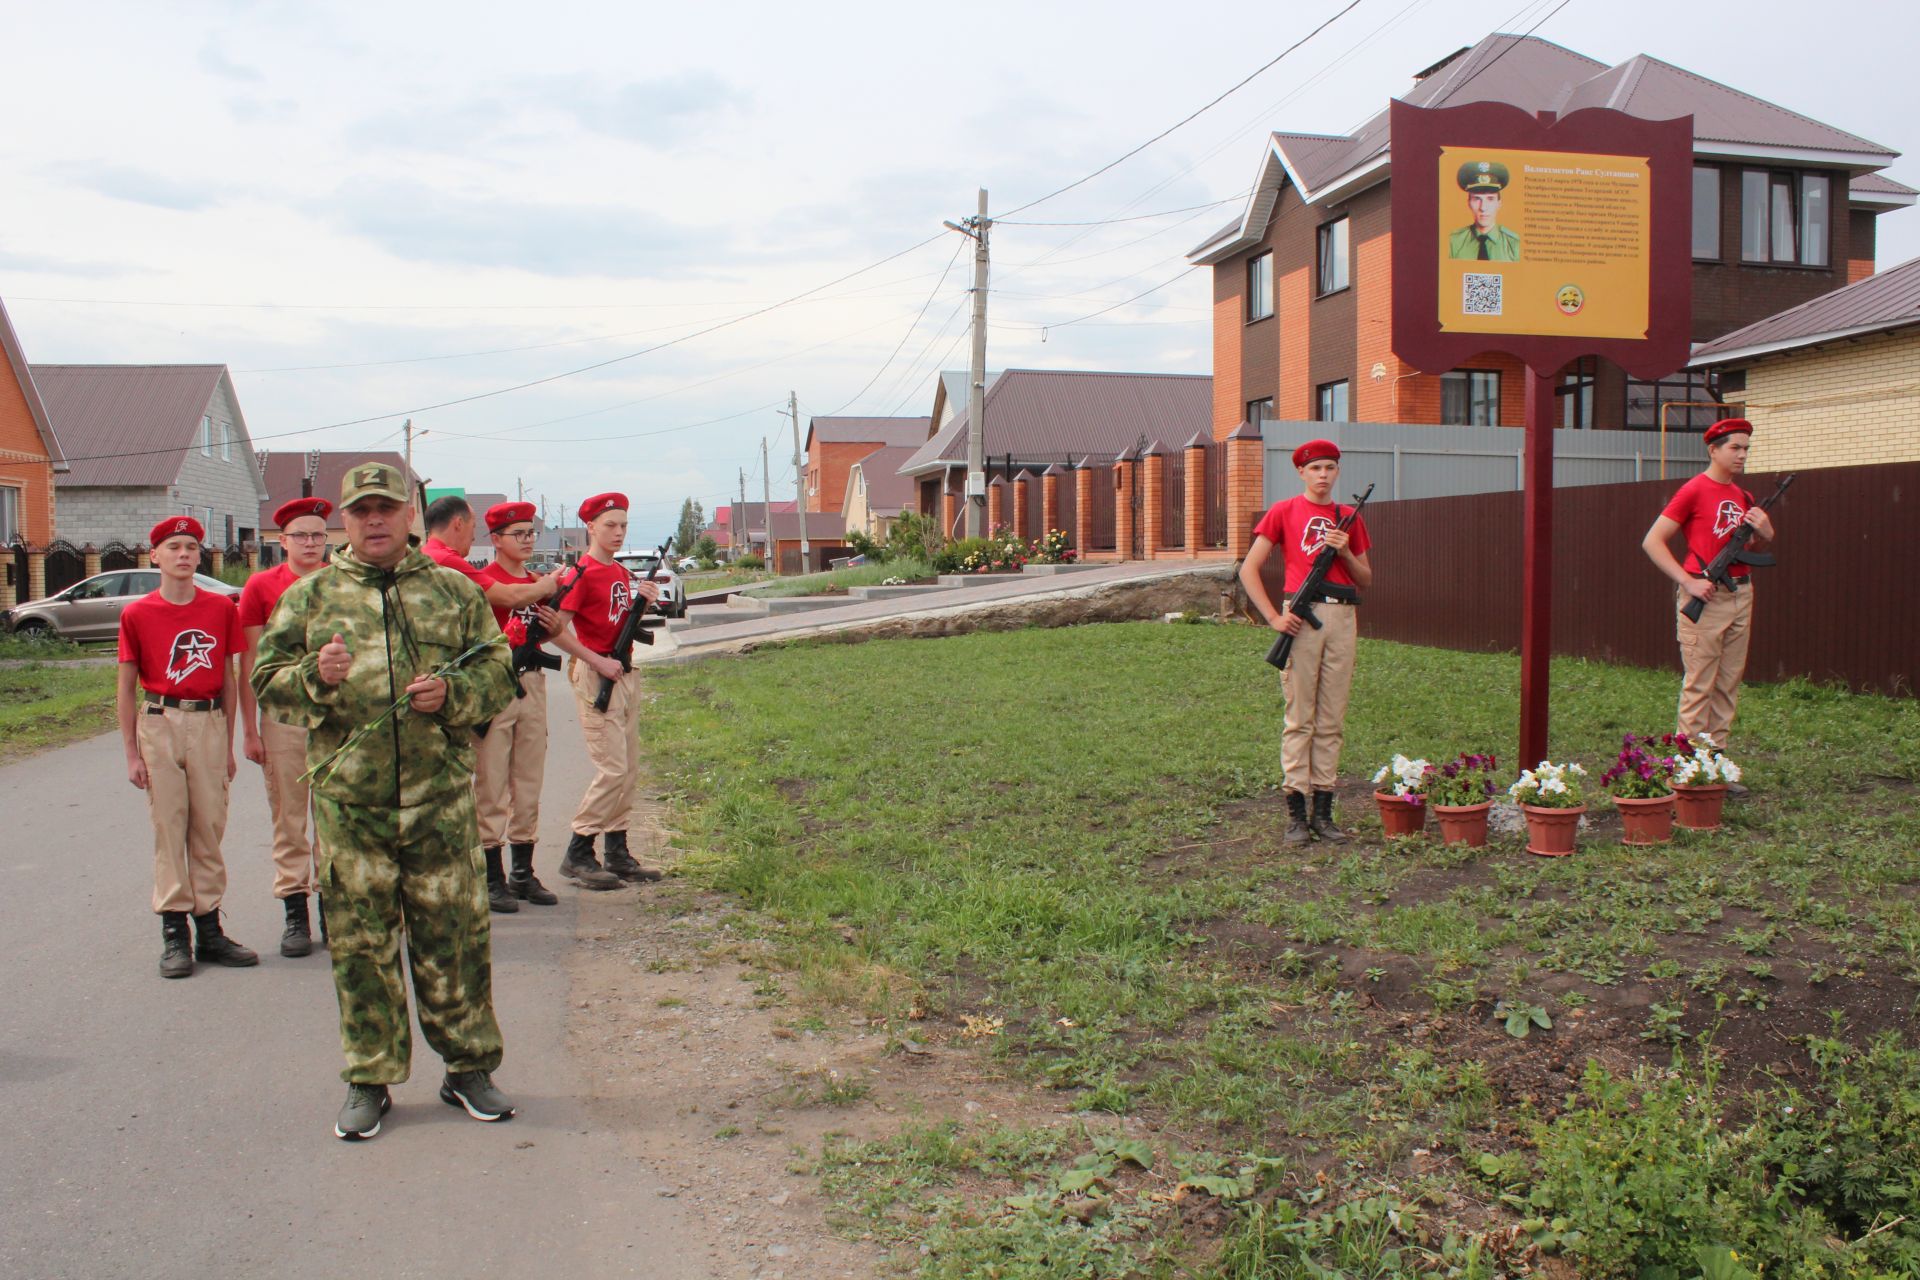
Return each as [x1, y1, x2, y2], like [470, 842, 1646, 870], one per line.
[0, 661, 118, 762]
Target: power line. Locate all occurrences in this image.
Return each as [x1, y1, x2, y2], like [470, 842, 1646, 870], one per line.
[1002, 266, 1201, 332]
[817, 238, 967, 417]
[1431, 1, 1575, 106]
[993, 194, 1249, 227]
[992, 0, 1367, 220]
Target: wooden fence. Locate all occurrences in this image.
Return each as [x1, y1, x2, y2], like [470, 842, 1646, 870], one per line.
[1359, 462, 1916, 696]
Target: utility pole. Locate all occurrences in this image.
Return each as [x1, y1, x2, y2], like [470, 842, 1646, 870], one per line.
[402, 418, 415, 490]
[787, 391, 809, 572]
[761, 438, 773, 573]
[945, 189, 990, 537]
[737, 468, 747, 561]
[516, 477, 523, 502]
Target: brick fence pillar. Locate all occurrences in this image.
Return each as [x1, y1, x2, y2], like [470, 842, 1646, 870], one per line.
[1041, 465, 1063, 539]
[1073, 462, 1093, 554]
[1183, 432, 1207, 556]
[27, 548, 46, 602]
[209, 549, 225, 577]
[1114, 449, 1138, 562]
[0, 567, 14, 610]
[987, 478, 1005, 532]
[1012, 475, 1031, 542]
[1142, 442, 1167, 558]
[246, 543, 260, 571]
[1226, 420, 1265, 560]
[83, 545, 102, 580]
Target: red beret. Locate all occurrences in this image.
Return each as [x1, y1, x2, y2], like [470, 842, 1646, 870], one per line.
[149, 516, 204, 547]
[485, 500, 537, 533]
[1704, 418, 1753, 444]
[578, 492, 628, 523]
[1292, 439, 1340, 468]
[272, 497, 332, 529]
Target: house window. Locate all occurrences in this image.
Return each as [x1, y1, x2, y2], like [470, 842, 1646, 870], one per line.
[220, 422, 231, 461]
[1625, 370, 1723, 433]
[1440, 370, 1501, 425]
[0, 484, 18, 542]
[1741, 170, 1831, 266]
[1692, 166, 1720, 259]
[1246, 396, 1275, 426]
[1246, 252, 1274, 321]
[1560, 357, 1597, 429]
[199, 416, 213, 456]
[1315, 380, 1350, 423]
[1316, 218, 1350, 294]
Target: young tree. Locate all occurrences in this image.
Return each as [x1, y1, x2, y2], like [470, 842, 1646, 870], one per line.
[674, 498, 705, 554]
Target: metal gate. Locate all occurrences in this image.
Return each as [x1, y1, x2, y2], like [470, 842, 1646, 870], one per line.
[1088, 465, 1116, 550]
[1163, 449, 1187, 549]
[100, 541, 139, 572]
[6, 540, 26, 600]
[1129, 466, 1144, 559]
[1057, 472, 1078, 549]
[44, 539, 84, 595]
[1203, 436, 1228, 547]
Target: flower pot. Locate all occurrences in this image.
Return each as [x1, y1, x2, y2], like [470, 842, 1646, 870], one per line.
[1522, 804, 1585, 857]
[1374, 791, 1426, 839]
[1673, 784, 1728, 831]
[1612, 794, 1676, 846]
[1431, 801, 1492, 848]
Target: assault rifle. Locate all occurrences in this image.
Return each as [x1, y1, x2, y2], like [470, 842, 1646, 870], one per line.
[508, 563, 589, 695]
[1265, 484, 1375, 671]
[591, 538, 673, 714]
[1680, 473, 1795, 624]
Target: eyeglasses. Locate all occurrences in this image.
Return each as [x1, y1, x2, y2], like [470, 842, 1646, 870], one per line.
[284, 533, 329, 544]
[498, 529, 538, 541]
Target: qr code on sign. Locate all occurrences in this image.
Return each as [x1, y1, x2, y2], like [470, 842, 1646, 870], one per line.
[1462, 272, 1503, 316]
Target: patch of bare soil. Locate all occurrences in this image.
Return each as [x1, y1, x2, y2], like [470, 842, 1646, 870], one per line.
[566, 796, 1111, 1280]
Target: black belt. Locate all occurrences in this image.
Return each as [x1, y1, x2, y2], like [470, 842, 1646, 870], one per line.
[1692, 574, 1745, 590]
[145, 696, 219, 712]
[1288, 593, 1355, 607]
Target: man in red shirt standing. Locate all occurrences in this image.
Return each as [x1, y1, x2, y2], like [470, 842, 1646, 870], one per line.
[1238, 441, 1374, 845]
[237, 497, 333, 957]
[118, 516, 257, 978]
[421, 496, 570, 910]
[555, 493, 663, 886]
[1642, 418, 1776, 757]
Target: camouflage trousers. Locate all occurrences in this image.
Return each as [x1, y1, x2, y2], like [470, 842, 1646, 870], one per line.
[313, 790, 503, 1085]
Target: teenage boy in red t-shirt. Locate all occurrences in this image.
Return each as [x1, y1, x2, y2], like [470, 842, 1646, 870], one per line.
[1642, 418, 1776, 755]
[552, 493, 662, 887]
[237, 497, 332, 957]
[1238, 440, 1374, 845]
[118, 516, 257, 979]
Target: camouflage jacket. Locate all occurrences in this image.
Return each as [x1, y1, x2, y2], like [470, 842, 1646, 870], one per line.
[251, 545, 513, 809]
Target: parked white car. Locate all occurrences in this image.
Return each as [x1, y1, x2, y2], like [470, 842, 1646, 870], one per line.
[614, 552, 686, 617]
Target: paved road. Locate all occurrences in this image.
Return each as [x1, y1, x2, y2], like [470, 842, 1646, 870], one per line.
[0, 687, 717, 1280]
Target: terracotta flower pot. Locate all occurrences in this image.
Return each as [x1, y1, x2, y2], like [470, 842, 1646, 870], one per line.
[1522, 804, 1585, 857]
[1432, 801, 1493, 848]
[1374, 791, 1427, 839]
[1612, 793, 1676, 845]
[1673, 784, 1728, 831]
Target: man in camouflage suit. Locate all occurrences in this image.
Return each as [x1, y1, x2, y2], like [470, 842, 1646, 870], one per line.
[252, 460, 518, 1141]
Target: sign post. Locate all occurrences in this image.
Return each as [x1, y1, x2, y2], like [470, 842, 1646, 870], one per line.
[1391, 101, 1693, 768]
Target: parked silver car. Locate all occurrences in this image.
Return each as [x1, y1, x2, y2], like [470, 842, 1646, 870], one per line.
[3, 570, 242, 642]
[614, 553, 686, 618]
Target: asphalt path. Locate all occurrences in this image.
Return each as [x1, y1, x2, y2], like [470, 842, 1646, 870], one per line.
[0, 682, 717, 1280]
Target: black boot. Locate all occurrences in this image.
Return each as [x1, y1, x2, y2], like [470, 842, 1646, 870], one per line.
[280, 893, 313, 958]
[508, 843, 558, 905]
[1283, 791, 1313, 846]
[558, 832, 623, 890]
[192, 910, 259, 967]
[601, 830, 663, 883]
[483, 846, 519, 914]
[159, 912, 193, 979]
[1309, 790, 1350, 844]
[316, 891, 329, 948]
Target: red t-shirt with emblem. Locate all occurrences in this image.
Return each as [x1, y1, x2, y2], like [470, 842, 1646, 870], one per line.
[421, 537, 490, 588]
[560, 556, 634, 652]
[118, 588, 244, 700]
[1662, 474, 1756, 578]
[236, 562, 301, 630]
[481, 562, 541, 645]
[1253, 496, 1373, 594]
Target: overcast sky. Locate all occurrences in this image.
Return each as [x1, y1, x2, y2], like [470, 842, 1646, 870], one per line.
[5, 0, 1915, 545]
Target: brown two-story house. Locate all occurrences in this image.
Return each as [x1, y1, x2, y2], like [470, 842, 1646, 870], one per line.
[1189, 33, 1915, 439]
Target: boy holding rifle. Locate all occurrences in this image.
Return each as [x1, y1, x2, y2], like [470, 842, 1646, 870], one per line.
[553, 493, 663, 886]
[1641, 417, 1778, 758]
[1239, 440, 1373, 845]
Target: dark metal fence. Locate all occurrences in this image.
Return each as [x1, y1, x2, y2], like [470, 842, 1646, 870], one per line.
[6, 540, 26, 599]
[1163, 450, 1187, 549]
[1087, 465, 1116, 550]
[1361, 462, 1917, 697]
[1056, 474, 1078, 549]
[100, 541, 139, 572]
[44, 539, 84, 595]
[1203, 437, 1228, 547]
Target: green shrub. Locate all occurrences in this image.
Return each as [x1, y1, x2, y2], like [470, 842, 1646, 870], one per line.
[887, 510, 942, 564]
[931, 537, 990, 574]
[734, 553, 764, 571]
[844, 530, 891, 564]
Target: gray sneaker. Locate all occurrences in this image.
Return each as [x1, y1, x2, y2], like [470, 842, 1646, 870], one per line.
[335, 1083, 390, 1141]
[440, 1070, 515, 1122]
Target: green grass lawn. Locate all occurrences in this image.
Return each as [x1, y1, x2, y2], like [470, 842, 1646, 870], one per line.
[642, 623, 1920, 1277]
[0, 660, 119, 763]
[739, 559, 935, 599]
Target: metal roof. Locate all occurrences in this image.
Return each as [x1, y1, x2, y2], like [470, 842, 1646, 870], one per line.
[34, 364, 244, 489]
[803, 416, 930, 450]
[768, 510, 844, 540]
[258, 450, 420, 529]
[1690, 254, 1920, 366]
[846, 444, 921, 514]
[0, 297, 63, 470]
[1193, 33, 1906, 265]
[896, 369, 1211, 476]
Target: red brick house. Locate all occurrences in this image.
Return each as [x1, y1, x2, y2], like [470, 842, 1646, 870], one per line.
[802, 417, 930, 513]
[0, 297, 65, 606]
[1189, 33, 1914, 442]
